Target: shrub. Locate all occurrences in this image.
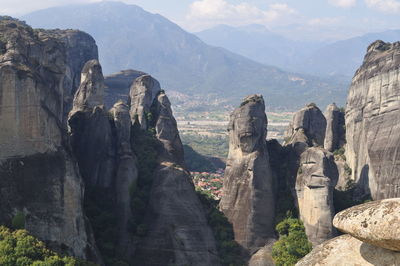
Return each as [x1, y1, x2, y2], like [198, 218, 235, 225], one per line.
[272, 216, 312, 266]
[11, 212, 25, 230]
[0, 226, 93, 266]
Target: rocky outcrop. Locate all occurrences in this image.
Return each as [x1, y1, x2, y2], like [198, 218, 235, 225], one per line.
[297, 198, 400, 265]
[69, 60, 138, 262]
[333, 198, 400, 252]
[104, 69, 147, 108]
[129, 74, 161, 130]
[69, 60, 116, 188]
[0, 18, 99, 261]
[296, 234, 400, 266]
[37, 29, 98, 122]
[345, 40, 400, 200]
[295, 147, 338, 246]
[126, 74, 219, 265]
[284, 103, 326, 152]
[324, 103, 345, 152]
[220, 95, 276, 254]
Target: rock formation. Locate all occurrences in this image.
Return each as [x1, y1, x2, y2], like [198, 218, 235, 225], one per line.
[324, 103, 345, 152]
[129, 74, 161, 130]
[295, 147, 338, 246]
[104, 69, 147, 108]
[0, 18, 100, 261]
[284, 103, 337, 246]
[130, 75, 219, 265]
[345, 40, 400, 200]
[220, 95, 276, 254]
[333, 198, 400, 252]
[284, 103, 327, 152]
[297, 198, 400, 265]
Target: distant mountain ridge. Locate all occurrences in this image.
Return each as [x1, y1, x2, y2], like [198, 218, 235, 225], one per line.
[196, 24, 400, 78]
[22, 1, 347, 110]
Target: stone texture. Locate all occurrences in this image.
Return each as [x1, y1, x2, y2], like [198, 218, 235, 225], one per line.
[220, 94, 276, 254]
[104, 69, 147, 108]
[324, 103, 345, 152]
[345, 40, 400, 200]
[0, 18, 100, 262]
[129, 74, 161, 130]
[129, 75, 219, 266]
[284, 103, 327, 149]
[69, 60, 115, 188]
[333, 198, 400, 252]
[296, 234, 400, 266]
[295, 147, 338, 246]
[248, 244, 275, 266]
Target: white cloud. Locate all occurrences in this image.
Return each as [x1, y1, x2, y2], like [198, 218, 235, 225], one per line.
[308, 17, 343, 26]
[365, 0, 400, 13]
[186, 0, 297, 30]
[328, 0, 357, 8]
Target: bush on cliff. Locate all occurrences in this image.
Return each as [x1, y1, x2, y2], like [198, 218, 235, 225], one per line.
[0, 226, 92, 266]
[272, 217, 312, 266]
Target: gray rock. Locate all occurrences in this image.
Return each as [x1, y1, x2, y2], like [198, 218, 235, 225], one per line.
[333, 198, 400, 252]
[248, 244, 275, 266]
[69, 60, 115, 188]
[296, 234, 400, 266]
[131, 81, 219, 265]
[295, 147, 338, 246]
[129, 74, 161, 130]
[324, 103, 345, 152]
[345, 40, 400, 199]
[104, 69, 147, 108]
[285, 103, 327, 148]
[0, 18, 100, 262]
[220, 94, 276, 254]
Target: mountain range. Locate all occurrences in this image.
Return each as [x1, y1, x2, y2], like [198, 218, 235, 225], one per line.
[22, 2, 346, 110]
[196, 24, 400, 78]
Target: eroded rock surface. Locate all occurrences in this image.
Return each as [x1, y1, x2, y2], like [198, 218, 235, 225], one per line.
[0, 18, 99, 261]
[345, 40, 400, 199]
[220, 95, 275, 254]
[333, 198, 400, 251]
[129, 75, 219, 266]
[324, 103, 345, 152]
[129, 74, 161, 130]
[296, 234, 400, 266]
[296, 147, 338, 246]
[284, 103, 326, 150]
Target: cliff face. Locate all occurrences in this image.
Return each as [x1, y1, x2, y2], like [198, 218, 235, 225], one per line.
[284, 104, 337, 246]
[295, 147, 338, 246]
[130, 74, 219, 266]
[0, 19, 99, 261]
[324, 103, 345, 152]
[345, 40, 400, 199]
[220, 95, 276, 254]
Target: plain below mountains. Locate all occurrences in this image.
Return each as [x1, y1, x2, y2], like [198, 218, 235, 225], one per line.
[22, 1, 347, 110]
[196, 24, 400, 79]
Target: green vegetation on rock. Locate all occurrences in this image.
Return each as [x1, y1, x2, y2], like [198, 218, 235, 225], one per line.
[0, 226, 92, 266]
[11, 212, 25, 230]
[272, 216, 312, 266]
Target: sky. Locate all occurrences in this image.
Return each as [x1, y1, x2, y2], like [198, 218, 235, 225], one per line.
[0, 0, 399, 40]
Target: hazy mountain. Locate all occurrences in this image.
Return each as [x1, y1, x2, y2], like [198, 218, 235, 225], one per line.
[22, 2, 346, 110]
[197, 24, 400, 78]
[196, 24, 325, 72]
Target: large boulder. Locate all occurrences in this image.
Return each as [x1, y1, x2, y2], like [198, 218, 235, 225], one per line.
[345, 40, 400, 199]
[220, 94, 276, 254]
[296, 234, 400, 266]
[295, 147, 338, 246]
[333, 198, 400, 252]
